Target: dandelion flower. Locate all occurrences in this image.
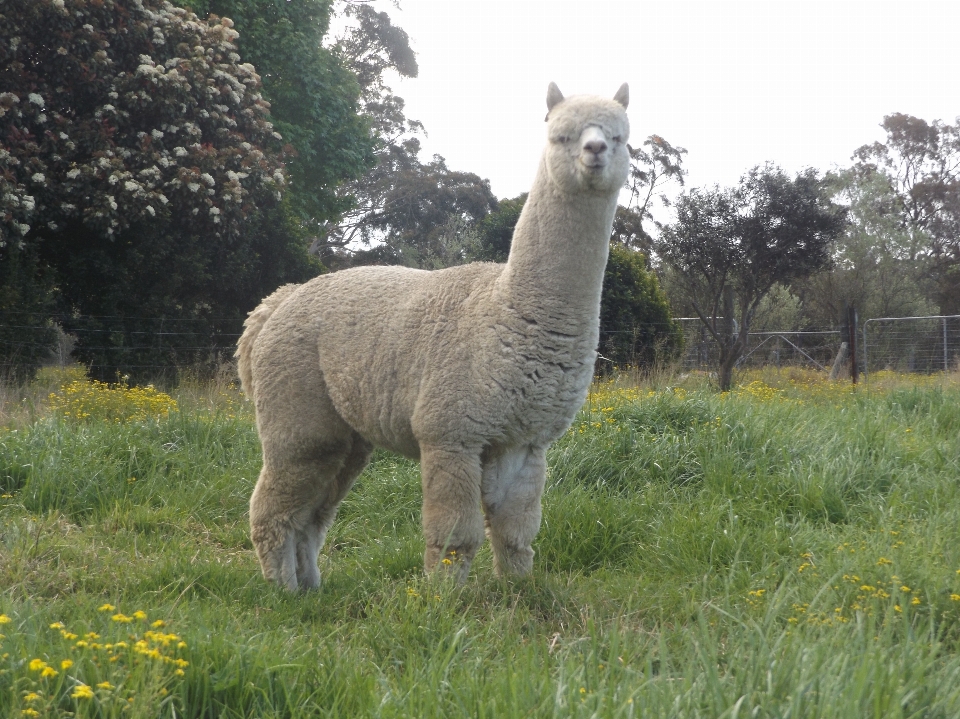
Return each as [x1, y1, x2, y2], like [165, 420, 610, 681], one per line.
[40, 666, 58, 678]
[0, 614, 10, 624]
[71, 684, 95, 700]
[60, 659, 73, 670]
[29, 659, 47, 672]
[98, 604, 115, 612]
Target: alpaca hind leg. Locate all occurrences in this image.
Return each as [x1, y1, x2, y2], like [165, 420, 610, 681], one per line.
[248, 357, 358, 591]
[250, 445, 354, 591]
[419, 445, 485, 582]
[294, 434, 373, 588]
[481, 446, 547, 576]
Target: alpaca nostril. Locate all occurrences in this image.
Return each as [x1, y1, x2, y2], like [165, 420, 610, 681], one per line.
[583, 140, 607, 155]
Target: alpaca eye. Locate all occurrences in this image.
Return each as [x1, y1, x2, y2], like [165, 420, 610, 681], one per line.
[555, 136, 569, 144]
[612, 136, 622, 143]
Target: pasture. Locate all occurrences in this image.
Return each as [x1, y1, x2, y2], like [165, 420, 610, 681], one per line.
[2, 367, 960, 717]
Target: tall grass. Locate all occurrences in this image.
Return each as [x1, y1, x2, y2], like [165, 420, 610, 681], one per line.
[1, 367, 960, 717]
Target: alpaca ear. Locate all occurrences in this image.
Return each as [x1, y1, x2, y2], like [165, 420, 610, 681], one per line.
[546, 82, 564, 111]
[613, 83, 629, 109]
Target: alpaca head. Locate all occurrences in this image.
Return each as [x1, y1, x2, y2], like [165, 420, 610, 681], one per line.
[542, 83, 630, 197]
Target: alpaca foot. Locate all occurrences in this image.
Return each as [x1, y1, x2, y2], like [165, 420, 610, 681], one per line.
[492, 543, 534, 577]
[252, 522, 299, 591]
[295, 529, 322, 590]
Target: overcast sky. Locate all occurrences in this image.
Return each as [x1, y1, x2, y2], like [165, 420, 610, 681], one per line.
[356, 0, 960, 207]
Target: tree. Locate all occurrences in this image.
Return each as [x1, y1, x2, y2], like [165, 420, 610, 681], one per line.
[598, 244, 683, 372]
[473, 194, 527, 262]
[309, 4, 499, 268]
[0, 0, 314, 378]
[613, 135, 687, 254]
[179, 0, 377, 228]
[796, 167, 935, 327]
[657, 164, 847, 390]
[852, 113, 960, 312]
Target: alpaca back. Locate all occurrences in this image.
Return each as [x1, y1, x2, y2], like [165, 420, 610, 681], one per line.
[236, 283, 300, 399]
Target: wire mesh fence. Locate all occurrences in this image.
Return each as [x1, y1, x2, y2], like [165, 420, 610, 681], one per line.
[4, 311, 960, 383]
[671, 319, 842, 373]
[862, 315, 960, 375]
[0, 310, 244, 383]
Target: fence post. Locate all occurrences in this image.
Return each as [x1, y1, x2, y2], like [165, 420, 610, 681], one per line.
[944, 317, 949, 371]
[848, 304, 858, 384]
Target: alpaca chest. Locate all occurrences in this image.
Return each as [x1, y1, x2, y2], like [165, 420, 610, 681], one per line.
[472, 325, 597, 444]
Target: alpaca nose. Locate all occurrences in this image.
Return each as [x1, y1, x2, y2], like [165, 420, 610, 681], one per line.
[583, 138, 607, 155]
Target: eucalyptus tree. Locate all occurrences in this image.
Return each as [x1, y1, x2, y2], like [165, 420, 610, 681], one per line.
[657, 164, 847, 390]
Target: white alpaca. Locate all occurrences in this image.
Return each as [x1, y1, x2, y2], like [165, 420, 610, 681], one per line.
[237, 83, 630, 590]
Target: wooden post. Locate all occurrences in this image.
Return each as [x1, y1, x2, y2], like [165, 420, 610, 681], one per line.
[848, 304, 858, 384]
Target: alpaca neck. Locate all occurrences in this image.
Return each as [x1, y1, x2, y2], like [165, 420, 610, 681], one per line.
[497, 157, 618, 329]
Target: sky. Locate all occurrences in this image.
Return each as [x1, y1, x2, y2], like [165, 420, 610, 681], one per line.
[354, 0, 960, 208]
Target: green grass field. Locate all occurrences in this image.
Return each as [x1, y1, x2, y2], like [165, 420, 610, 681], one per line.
[2, 366, 960, 718]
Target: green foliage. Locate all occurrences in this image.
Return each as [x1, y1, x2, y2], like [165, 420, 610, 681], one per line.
[798, 167, 936, 326]
[3, 375, 960, 716]
[850, 113, 960, 314]
[598, 244, 683, 371]
[0, 0, 323, 379]
[473, 194, 527, 262]
[180, 0, 377, 225]
[658, 164, 848, 389]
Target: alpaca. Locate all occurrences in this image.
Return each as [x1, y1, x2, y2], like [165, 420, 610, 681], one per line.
[237, 83, 630, 590]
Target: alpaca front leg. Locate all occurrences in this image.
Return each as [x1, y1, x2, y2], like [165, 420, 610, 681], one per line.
[482, 446, 547, 576]
[419, 445, 485, 582]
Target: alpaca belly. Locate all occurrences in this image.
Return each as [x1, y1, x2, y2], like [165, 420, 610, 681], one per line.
[321, 364, 421, 459]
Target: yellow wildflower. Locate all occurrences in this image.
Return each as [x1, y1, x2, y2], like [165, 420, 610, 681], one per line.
[151, 619, 166, 628]
[111, 613, 132, 623]
[71, 684, 94, 700]
[0, 614, 10, 624]
[21, 710, 40, 718]
[49, 621, 65, 629]
[950, 594, 960, 602]
[911, 596, 921, 606]
[28, 659, 47, 672]
[60, 659, 73, 670]
[98, 604, 115, 612]
[23, 692, 41, 703]
[40, 666, 58, 678]
[133, 610, 147, 620]
[97, 681, 114, 690]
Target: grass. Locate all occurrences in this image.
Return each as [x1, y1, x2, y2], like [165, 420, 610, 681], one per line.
[1, 365, 960, 717]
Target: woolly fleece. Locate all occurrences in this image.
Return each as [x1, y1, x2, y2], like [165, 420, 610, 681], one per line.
[237, 83, 631, 590]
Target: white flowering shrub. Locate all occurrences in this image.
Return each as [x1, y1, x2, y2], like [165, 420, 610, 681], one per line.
[0, 0, 324, 379]
[0, 0, 286, 249]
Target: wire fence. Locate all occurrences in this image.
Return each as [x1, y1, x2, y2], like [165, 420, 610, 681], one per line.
[862, 315, 960, 374]
[4, 310, 960, 383]
[0, 310, 244, 382]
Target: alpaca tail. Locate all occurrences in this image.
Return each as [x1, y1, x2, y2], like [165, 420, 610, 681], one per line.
[235, 284, 300, 399]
